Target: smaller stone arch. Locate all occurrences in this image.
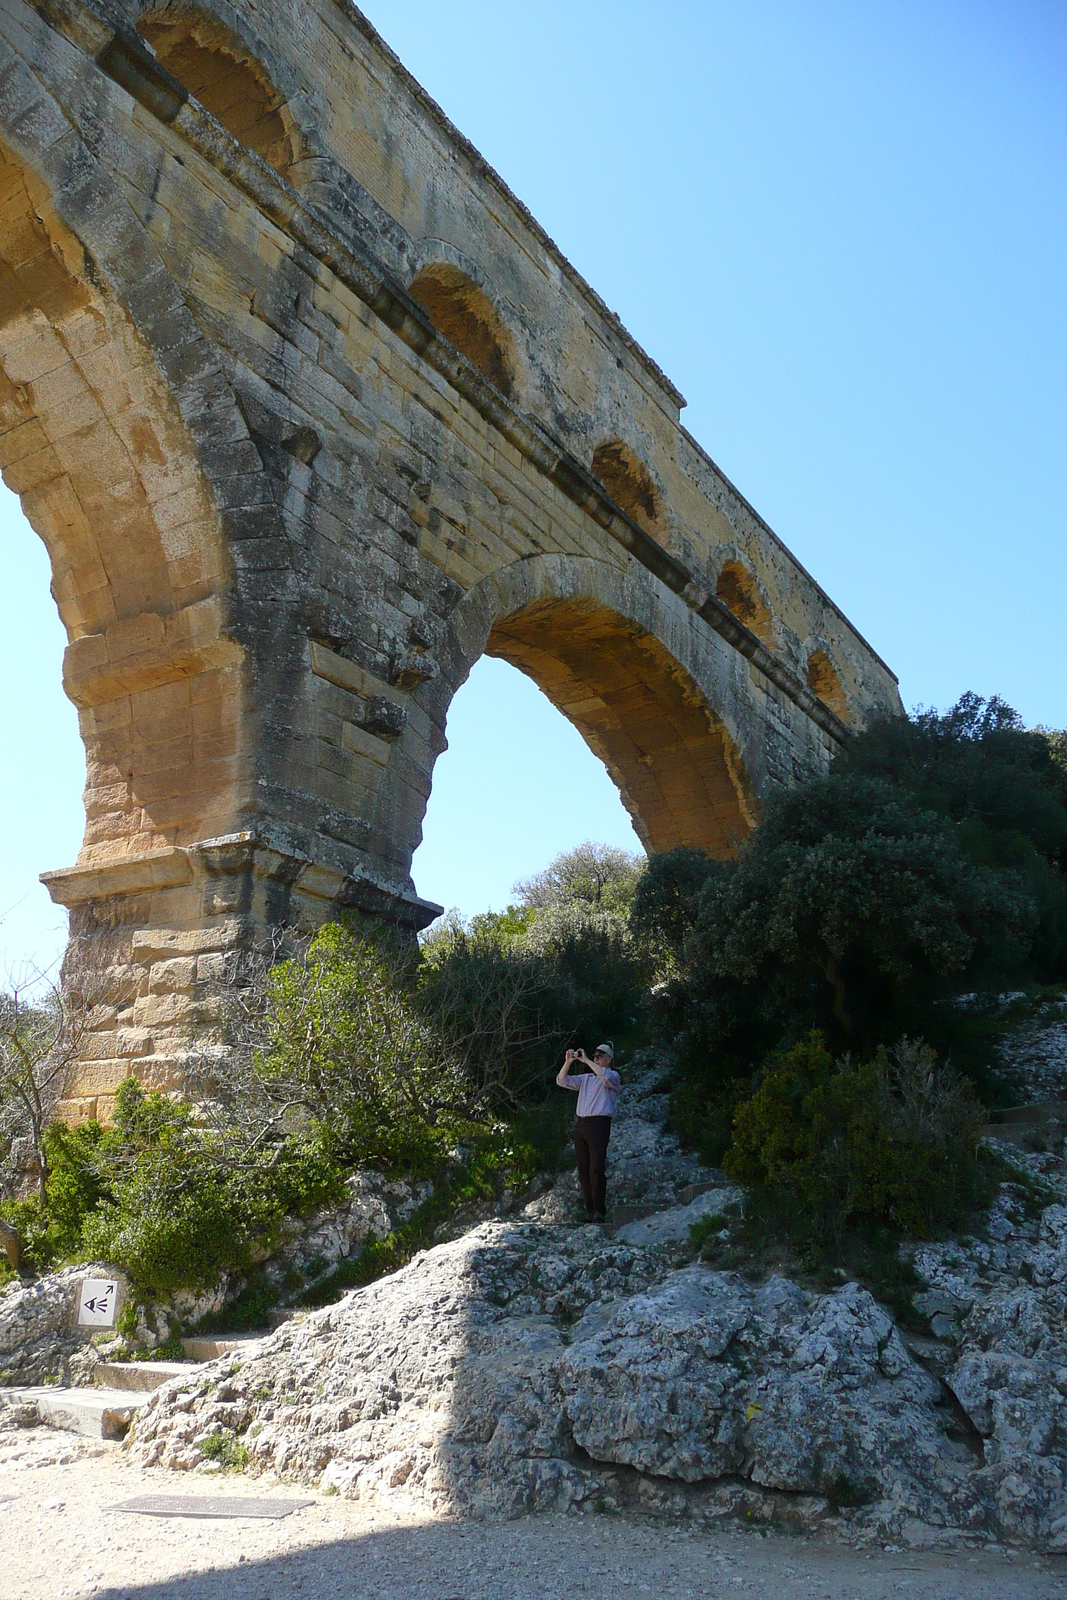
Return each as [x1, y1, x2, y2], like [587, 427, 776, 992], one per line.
[715, 559, 774, 648]
[806, 648, 851, 725]
[138, 6, 300, 180]
[591, 440, 663, 542]
[408, 263, 516, 398]
[428, 555, 760, 862]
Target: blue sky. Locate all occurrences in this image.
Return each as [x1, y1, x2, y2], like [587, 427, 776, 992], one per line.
[2, 0, 1066, 969]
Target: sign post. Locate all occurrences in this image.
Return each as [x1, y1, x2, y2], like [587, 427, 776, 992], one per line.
[76, 1278, 120, 1329]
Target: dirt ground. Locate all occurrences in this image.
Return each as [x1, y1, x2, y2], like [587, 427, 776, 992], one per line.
[2, 1434, 1066, 1600]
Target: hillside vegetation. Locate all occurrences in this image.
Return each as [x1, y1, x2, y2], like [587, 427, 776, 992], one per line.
[2, 695, 1065, 1317]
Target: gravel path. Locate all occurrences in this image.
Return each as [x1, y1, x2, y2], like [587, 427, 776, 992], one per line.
[3, 1440, 1067, 1600]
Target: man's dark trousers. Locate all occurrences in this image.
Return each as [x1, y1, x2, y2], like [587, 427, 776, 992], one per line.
[575, 1115, 612, 1216]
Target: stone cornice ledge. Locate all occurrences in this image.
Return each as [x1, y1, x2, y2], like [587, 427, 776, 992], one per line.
[28, 0, 855, 746]
[42, 834, 443, 929]
[42, 848, 194, 905]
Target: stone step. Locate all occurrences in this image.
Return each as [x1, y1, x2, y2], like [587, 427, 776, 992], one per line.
[608, 1183, 715, 1228]
[180, 1334, 266, 1361]
[981, 1101, 1067, 1147]
[0, 1385, 136, 1440]
[988, 1099, 1067, 1124]
[93, 1360, 200, 1393]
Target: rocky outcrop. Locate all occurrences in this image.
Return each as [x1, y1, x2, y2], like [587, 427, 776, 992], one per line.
[0, 1263, 117, 1384]
[130, 1215, 991, 1541]
[910, 1159, 1067, 1547]
[123, 1061, 1067, 1549]
[16, 1052, 1067, 1550]
[559, 1270, 956, 1498]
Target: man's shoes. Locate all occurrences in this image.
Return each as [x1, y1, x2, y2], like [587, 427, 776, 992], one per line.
[592, 1212, 607, 1224]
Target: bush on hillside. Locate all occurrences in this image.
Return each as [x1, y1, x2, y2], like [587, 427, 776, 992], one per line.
[637, 776, 1028, 1094]
[1, 925, 535, 1296]
[415, 926, 564, 1111]
[2, 1079, 343, 1295]
[724, 1034, 986, 1245]
[421, 840, 650, 1063]
[631, 696, 1067, 1157]
[247, 923, 484, 1175]
[836, 694, 1067, 866]
[837, 694, 1067, 977]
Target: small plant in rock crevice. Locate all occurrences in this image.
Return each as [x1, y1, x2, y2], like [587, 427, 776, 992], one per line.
[197, 1432, 250, 1471]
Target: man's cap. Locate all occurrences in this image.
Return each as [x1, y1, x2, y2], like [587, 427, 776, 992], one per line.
[595, 1042, 614, 1060]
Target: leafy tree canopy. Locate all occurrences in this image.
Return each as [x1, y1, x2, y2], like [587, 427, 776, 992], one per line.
[514, 840, 643, 918]
[836, 692, 1067, 871]
[643, 776, 1030, 1082]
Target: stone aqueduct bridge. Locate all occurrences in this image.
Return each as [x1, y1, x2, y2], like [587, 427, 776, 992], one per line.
[0, 0, 902, 1118]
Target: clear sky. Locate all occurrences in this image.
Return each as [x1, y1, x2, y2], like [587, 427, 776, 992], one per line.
[2, 0, 1066, 968]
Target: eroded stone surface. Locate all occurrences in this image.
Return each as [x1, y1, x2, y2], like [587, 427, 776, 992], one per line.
[911, 1161, 1067, 1547]
[21, 1057, 1067, 1549]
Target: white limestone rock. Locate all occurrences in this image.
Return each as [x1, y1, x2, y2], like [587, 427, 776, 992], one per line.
[613, 1187, 743, 1248]
[559, 1267, 958, 1506]
[0, 1262, 117, 1384]
[130, 1223, 980, 1537]
[131, 1220, 662, 1515]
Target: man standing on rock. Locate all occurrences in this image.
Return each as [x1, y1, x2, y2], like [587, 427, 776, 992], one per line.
[556, 1043, 621, 1223]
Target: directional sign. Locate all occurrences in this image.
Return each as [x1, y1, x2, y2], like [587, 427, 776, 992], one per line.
[77, 1278, 119, 1328]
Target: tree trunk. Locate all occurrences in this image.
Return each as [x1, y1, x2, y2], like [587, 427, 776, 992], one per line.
[0, 1218, 20, 1271]
[824, 955, 855, 1037]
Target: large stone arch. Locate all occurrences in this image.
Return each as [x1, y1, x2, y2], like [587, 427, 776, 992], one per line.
[0, 2, 902, 1119]
[415, 555, 760, 864]
[0, 36, 287, 1116]
[0, 137, 244, 853]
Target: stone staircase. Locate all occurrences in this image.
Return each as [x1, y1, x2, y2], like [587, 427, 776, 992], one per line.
[606, 1179, 719, 1230]
[981, 1099, 1067, 1147]
[0, 1334, 265, 1440]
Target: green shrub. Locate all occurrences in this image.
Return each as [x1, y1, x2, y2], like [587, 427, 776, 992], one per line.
[0, 1195, 54, 1275]
[198, 1432, 250, 1470]
[415, 927, 563, 1110]
[837, 694, 1067, 869]
[419, 841, 651, 1082]
[634, 698, 1067, 1134]
[41, 1121, 108, 1257]
[637, 773, 1034, 1128]
[838, 694, 1067, 981]
[630, 846, 720, 975]
[724, 1033, 986, 1243]
[193, 1275, 279, 1336]
[669, 1077, 748, 1168]
[35, 1078, 343, 1299]
[505, 1095, 575, 1175]
[254, 923, 479, 1175]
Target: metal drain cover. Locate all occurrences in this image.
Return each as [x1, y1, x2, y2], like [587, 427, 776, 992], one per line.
[112, 1495, 312, 1519]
